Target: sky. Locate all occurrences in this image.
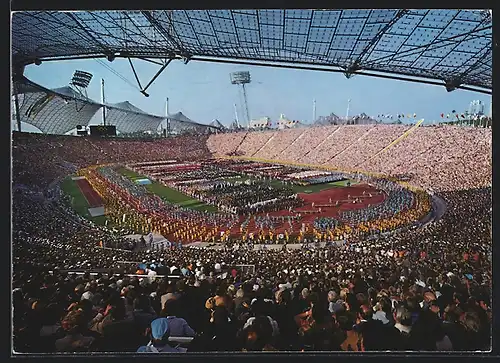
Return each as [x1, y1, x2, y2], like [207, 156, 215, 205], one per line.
[16, 57, 492, 132]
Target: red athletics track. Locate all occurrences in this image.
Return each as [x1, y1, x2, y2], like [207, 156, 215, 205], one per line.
[76, 179, 104, 208]
[229, 183, 386, 235]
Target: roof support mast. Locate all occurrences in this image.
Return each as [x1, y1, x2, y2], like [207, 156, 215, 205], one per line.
[101, 79, 106, 126]
[233, 103, 240, 128]
[126, 56, 175, 97]
[13, 89, 22, 132]
[165, 98, 170, 137]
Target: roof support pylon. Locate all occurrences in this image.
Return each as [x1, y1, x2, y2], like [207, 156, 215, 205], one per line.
[126, 56, 174, 97]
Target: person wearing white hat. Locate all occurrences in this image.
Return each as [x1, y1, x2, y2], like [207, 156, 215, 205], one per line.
[81, 291, 94, 301]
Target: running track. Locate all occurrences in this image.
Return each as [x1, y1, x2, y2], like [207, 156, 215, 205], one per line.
[76, 179, 103, 208]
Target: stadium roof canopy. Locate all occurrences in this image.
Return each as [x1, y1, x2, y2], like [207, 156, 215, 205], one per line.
[167, 111, 218, 134]
[12, 9, 492, 94]
[12, 77, 217, 135]
[106, 101, 165, 134]
[13, 78, 102, 135]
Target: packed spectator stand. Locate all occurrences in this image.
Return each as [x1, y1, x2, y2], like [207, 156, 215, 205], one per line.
[12, 124, 492, 353]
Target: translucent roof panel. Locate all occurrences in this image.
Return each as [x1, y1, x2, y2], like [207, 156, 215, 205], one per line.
[12, 10, 492, 90]
[14, 86, 101, 135]
[13, 77, 167, 135]
[105, 104, 164, 134]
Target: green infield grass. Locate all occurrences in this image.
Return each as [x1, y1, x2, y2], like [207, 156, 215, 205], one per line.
[116, 167, 218, 212]
[60, 177, 108, 225]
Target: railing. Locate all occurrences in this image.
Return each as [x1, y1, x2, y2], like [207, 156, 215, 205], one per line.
[47, 270, 182, 279]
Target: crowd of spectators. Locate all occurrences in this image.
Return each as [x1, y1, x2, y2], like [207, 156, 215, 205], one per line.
[12, 127, 492, 353]
[305, 126, 372, 166]
[207, 125, 491, 192]
[332, 125, 409, 169]
[13, 185, 491, 353]
[13, 132, 212, 190]
[253, 129, 304, 160]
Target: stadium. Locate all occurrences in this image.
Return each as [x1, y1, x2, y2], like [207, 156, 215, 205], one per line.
[11, 10, 492, 353]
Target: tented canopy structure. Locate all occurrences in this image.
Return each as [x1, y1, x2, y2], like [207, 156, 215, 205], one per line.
[13, 79, 102, 135]
[210, 119, 226, 129]
[12, 77, 214, 135]
[105, 101, 164, 134]
[167, 112, 219, 134]
[11, 10, 492, 93]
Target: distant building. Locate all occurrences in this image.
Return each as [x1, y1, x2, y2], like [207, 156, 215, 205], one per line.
[276, 114, 301, 129]
[468, 100, 485, 116]
[249, 116, 271, 129]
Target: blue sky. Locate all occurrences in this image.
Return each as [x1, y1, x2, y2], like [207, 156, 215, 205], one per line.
[19, 57, 492, 130]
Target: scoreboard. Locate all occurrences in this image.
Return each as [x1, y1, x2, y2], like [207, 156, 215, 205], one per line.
[89, 125, 116, 137]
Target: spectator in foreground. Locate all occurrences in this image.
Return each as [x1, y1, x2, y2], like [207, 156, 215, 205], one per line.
[241, 315, 277, 352]
[159, 299, 196, 337]
[137, 318, 187, 353]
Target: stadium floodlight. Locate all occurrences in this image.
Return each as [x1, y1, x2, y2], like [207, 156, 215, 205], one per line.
[230, 71, 252, 128]
[69, 70, 94, 111]
[71, 70, 93, 89]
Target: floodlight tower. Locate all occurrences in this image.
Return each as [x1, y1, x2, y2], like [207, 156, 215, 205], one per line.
[230, 71, 251, 128]
[313, 99, 316, 123]
[69, 70, 93, 111]
[101, 79, 106, 126]
[70, 70, 93, 99]
[233, 103, 240, 128]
